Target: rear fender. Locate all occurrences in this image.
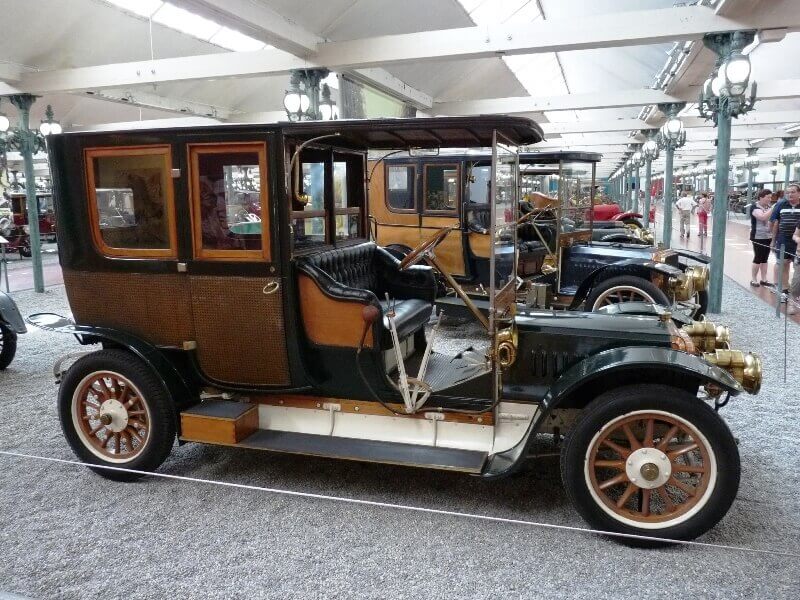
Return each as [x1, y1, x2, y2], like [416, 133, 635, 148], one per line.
[674, 249, 711, 265]
[0, 291, 26, 333]
[482, 347, 742, 478]
[27, 313, 195, 429]
[568, 259, 683, 309]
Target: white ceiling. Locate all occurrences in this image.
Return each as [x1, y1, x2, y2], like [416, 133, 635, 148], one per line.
[1, 0, 799, 178]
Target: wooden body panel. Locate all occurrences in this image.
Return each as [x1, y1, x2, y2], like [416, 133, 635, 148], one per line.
[298, 274, 373, 348]
[468, 232, 492, 258]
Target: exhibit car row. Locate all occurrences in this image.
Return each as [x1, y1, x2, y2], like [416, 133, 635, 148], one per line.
[0, 116, 763, 545]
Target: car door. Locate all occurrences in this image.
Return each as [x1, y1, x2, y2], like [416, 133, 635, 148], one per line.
[185, 140, 291, 387]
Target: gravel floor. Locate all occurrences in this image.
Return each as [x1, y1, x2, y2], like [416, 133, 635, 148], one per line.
[0, 281, 798, 600]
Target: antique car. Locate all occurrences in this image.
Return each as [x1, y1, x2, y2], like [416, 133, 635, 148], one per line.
[31, 116, 761, 544]
[591, 199, 656, 229]
[370, 151, 709, 317]
[0, 188, 57, 256]
[0, 290, 25, 369]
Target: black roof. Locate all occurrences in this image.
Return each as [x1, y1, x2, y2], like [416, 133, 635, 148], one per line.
[62, 115, 544, 150]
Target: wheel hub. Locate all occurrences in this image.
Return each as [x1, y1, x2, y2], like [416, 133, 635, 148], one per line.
[625, 447, 671, 489]
[98, 398, 129, 433]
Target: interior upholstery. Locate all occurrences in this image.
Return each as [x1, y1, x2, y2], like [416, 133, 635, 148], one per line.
[296, 242, 436, 348]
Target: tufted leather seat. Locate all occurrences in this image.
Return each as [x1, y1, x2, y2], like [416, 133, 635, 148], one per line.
[296, 242, 436, 349]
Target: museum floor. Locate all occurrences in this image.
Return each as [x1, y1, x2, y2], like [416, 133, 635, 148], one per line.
[0, 276, 797, 600]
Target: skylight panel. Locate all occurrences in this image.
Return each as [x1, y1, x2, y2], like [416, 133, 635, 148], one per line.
[210, 27, 266, 52]
[152, 2, 221, 40]
[105, 0, 163, 18]
[468, 0, 533, 25]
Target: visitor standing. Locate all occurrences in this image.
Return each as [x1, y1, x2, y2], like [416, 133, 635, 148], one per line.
[697, 193, 711, 237]
[770, 183, 800, 298]
[749, 189, 773, 287]
[675, 190, 696, 238]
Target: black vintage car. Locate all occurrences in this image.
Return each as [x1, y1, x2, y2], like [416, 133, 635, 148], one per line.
[0, 291, 25, 369]
[371, 151, 709, 318]
[30, 116, 760, 544]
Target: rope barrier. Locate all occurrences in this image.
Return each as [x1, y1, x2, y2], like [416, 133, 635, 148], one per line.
[1, 449, 798, 558]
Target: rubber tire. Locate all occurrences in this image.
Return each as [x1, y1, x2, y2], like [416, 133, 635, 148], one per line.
[622, 219, 643, 229]
[560, 384, 740, 546]
[585, 275, 670, 312]
[0, 323, 17, 370]
[19, 246, 32, 258]
[58, 349, 176, 482]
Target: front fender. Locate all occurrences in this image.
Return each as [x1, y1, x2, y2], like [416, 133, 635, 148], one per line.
[482, 347, 742, 479]
[612, 212, 643, 221]
[0, 291, 26, 333]
[568, 259, 683, 309]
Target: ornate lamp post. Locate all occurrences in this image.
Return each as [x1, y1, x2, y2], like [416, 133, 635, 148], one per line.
[641, 132, 660, 227]
[743, 149, 760, 203]
[283, 69, 337, 121]
[0, 96, 60, 293]
[630, 146, 643, 213]
[777, 137, 798, 190]
[656, 102, 686, 248]
[698, 30, 757, 313]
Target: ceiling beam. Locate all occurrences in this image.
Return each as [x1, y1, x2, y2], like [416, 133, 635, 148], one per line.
[17, 5, 800, 96]
[167, 0, 431, 109]
[82, 88, 234, 119]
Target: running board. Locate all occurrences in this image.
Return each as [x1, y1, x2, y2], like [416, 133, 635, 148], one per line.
[237, 430, 487, 473]
[179, 400, 487, 473]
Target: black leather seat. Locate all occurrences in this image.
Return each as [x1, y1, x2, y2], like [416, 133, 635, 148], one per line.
[296, 242, 435, 349]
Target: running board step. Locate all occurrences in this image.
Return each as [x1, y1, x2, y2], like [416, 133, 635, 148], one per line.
[237, 430, 487, 473]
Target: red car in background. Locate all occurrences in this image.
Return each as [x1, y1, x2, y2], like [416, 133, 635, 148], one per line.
[591, 202, 655, 228]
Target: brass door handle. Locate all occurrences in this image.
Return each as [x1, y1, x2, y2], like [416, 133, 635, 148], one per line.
[263, 281, 280, 295]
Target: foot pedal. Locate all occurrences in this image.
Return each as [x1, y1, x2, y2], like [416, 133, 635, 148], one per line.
[180, 400, 258, 445]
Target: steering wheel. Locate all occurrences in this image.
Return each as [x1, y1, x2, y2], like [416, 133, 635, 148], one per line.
[398, 227, 454, 270]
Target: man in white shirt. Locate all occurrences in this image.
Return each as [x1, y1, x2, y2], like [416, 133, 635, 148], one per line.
[675, 191, 697, 238]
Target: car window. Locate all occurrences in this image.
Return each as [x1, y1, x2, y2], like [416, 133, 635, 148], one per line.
[85, 146, 176, 258]
[188, 142, 270, 261]
[334, 161, 361, 241]
[386, 165, 416, 211]
[424, 164, 459, 214]
[292, 161, 327, 249]
[468, 165, 491, 205]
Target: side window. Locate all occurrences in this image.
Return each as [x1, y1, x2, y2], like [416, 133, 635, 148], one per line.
[424, 164, 459, 214]
[386, 164, 416, 212]
[468, 165, 491, 205]
[85, 145, 176, 258]
[334, 160, 362, 241]
[292, 161, 327, 249]
[188, 142, 270, 261]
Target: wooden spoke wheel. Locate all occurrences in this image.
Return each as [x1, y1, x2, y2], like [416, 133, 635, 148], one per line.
[560, 384, 740, 543]
[585, 410, 715, 528]
[72, 371, 152, 463]
[59, 349, 176, 481]
[586, 275, 670, 312]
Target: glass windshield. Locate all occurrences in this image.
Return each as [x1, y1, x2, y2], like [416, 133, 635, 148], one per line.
[559, 161, 595, 234]
[489, 134, 518, 336]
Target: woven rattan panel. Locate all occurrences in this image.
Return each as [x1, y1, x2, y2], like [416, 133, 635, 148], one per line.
[64, 269, 195, 347]
[189, 275, 290, 386]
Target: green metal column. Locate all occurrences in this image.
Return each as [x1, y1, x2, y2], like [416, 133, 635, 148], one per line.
[785, 161, 792, 189]
[643, 159, 652, 227]
[9, 94, 44, 293]
[746, 167, 754, 204]
[633, 164, 640, 213]
[708, 105, 732, 314]
[662, 145, 675, 248]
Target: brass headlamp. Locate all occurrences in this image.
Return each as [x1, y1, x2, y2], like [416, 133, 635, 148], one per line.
[682, 320, 731, 352]
[703, 349, 762, 394]
[685, 265, 709, 292]
[668, 272, 695, 301]
[496, 325, 518, 369]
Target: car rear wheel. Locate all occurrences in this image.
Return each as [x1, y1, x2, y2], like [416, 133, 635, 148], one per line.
[560, 384, 740, 545]
[586, 275, 670, 311]
[19, 246, 32, 258]
[58, 349, 176, 481]
[0, 323, 17, 370]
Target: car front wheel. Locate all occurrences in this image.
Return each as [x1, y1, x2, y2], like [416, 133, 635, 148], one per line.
[560, 384, 740, 545]
[58, 349, 176, 481]
[586, 275, 670, 311]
